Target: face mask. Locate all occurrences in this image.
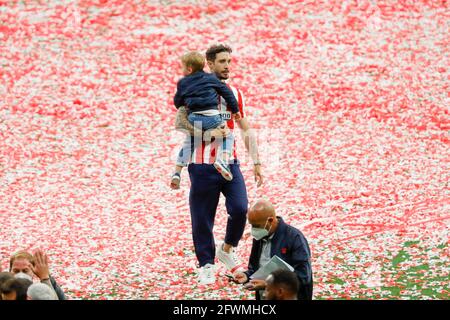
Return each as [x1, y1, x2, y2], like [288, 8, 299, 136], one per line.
[14, 272, 33, 282]
[251, 218, 272, 240]
[251, 227, 269, 240]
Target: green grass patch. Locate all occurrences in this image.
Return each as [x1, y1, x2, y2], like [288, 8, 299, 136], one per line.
[316, 239, 449, 300]
[404, 240, 420, 247]
[392, 249, 411, 268]
[328, 277, 345, 285]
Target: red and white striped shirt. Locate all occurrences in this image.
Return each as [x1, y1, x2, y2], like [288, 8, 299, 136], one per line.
[191, 84, 245, 164]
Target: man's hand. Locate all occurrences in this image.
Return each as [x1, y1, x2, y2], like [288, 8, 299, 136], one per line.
[233, 112, 242, 121]
[31, 249, 50, 280]
[254, 164, 263, 187]
[233, 272, 248, 284]
[243, 279, 266, 291]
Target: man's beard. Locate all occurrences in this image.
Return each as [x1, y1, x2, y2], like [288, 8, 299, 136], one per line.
[216, 71, 229, 80]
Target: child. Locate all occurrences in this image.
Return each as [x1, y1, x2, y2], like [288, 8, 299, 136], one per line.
[170, 51, 241, 189]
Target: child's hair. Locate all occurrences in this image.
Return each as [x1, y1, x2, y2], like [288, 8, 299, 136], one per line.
[181, 51, 205, 73]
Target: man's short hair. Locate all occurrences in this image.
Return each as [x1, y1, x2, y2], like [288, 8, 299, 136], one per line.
[1, 278, 33, 300]
[269, 269, 299, 295]
[181, 51, 205, 73]
[205, 44, 232, 62]
[0, 272, 14, 292]
[27, 283, 58, 300]
[9, 251, 34, 271]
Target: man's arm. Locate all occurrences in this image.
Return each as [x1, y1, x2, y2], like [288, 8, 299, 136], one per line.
[47, 276, 66, 300]
[235, 240, 260, 284]
[31, 250, 66, 300]
[175, 107, 229, 139]
[237, 117, 263, 186]
[175, 106, 194, 135]
[289, 235, 313, 300]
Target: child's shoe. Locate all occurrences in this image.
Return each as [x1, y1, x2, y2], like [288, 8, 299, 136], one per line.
[170, 172, 181, 189]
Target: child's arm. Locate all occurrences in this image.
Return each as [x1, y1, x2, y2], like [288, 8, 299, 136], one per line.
[173, 81, 184, 109]
[214, 79, 240, 114]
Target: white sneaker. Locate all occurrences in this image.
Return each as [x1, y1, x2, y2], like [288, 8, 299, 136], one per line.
[216, 242, 244, 273]
[198, 263, 216, 285]
[213, 159, 233, 181]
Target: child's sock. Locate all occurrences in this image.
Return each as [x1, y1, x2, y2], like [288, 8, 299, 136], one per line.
[174, 165, 183, 175]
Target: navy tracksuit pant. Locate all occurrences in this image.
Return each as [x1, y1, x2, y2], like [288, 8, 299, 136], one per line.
[188, 162, 248, 267]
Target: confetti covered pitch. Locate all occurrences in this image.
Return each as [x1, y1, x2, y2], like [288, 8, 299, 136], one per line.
[0, 1, 448, 299]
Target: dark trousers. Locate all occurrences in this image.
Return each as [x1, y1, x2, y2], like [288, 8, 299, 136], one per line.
[188, 163, 248, 267]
